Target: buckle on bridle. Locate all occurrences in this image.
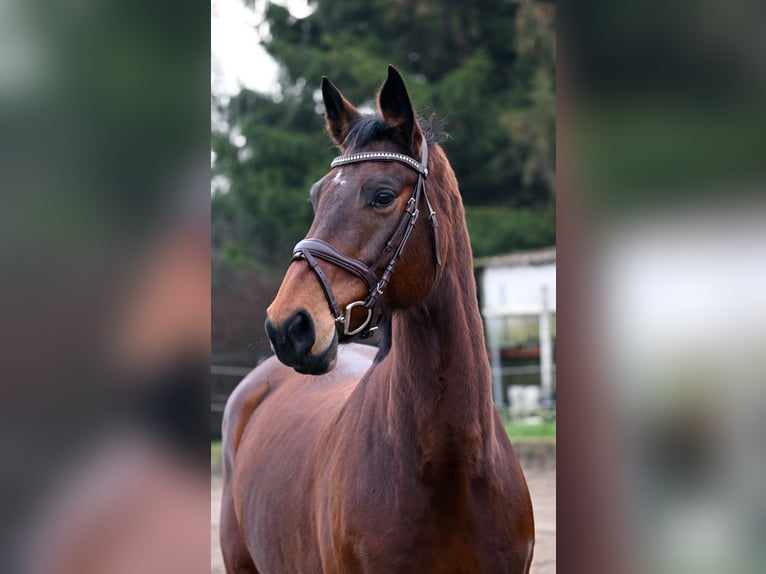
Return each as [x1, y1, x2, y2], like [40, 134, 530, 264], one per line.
[341, 300, 373, 336]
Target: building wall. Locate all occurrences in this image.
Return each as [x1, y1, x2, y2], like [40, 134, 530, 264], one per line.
[479, 259, 557, 409]
[481, 262, 556, 314]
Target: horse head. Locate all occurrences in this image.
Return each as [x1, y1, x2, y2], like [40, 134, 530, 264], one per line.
[265, 66, 446, 374]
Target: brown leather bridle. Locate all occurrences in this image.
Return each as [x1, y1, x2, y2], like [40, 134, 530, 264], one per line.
[292, 140, 441, 338]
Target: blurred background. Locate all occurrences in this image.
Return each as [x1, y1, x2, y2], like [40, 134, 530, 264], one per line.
[0, 0, 210, 572]
[561, 0, 766, 572]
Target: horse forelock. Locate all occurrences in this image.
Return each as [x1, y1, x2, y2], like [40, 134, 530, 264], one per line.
[343, 113, 448, 154]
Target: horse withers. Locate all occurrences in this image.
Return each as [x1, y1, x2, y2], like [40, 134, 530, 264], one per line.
[220, 66, 535, 573]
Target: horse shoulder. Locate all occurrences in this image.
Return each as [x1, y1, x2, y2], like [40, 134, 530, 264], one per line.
[224, 344, 375, 472]
[221, 357, 290, 473]
[224, 346, 378, 572]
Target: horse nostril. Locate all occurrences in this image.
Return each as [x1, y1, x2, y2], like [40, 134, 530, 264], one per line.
[265, 310, 316, 364]
[286, 310, 315, 355]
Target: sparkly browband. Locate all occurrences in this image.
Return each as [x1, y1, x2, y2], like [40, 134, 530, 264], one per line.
[331, 151, 428, 177]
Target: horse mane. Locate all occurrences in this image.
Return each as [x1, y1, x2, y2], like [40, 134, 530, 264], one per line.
[343, 112, 449, 153]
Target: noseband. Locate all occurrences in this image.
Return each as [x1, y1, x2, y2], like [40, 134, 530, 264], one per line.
[292, 140, 441, 338]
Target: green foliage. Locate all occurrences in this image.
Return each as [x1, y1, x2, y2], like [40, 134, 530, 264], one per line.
[253, 0, 555, 207]
[465, 205, 555, 258]
[503, 420, 556, 442]
[212, 90, 329, 269]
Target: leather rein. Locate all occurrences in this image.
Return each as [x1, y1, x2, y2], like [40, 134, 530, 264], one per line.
[292, 140, 441, 338]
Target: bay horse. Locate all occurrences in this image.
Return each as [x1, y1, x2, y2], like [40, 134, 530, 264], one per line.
[220, 66, 535, 573]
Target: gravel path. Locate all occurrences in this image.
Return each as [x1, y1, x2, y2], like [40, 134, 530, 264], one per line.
[211, 467, 555, 573]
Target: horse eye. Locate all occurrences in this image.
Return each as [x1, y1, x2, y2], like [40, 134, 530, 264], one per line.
[373, 190, 396, 207]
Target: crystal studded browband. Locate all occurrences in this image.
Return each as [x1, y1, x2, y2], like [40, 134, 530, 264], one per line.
[330, 151, 428, 177]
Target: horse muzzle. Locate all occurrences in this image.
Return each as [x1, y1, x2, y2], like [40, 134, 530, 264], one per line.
[265, 310, 338, 375]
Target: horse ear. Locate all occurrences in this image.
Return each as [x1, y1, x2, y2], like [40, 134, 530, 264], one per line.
[378, 65, 423, 154]
[321, 76, 361, 149]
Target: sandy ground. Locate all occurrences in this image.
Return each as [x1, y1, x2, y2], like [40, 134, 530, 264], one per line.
[211, 467, 555, 573]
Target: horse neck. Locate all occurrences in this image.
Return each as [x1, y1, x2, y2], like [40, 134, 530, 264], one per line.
[379, 201, 496, 465]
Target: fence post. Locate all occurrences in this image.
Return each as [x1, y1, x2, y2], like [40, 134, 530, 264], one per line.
[539, 286, 553, 408]
[488, 315, 505, 409]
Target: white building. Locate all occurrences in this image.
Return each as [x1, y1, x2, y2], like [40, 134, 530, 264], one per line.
[475, 248, 556, 410]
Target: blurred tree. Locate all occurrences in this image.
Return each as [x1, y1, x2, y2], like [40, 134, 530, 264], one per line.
[255, 0, 555, 206]
[212, 89, 329, 269]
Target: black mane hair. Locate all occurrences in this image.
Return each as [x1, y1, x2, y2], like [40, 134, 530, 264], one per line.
[343, 112, 449, 154]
